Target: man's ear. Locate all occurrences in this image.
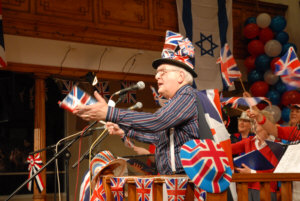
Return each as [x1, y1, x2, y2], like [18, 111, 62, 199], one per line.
[177, 71, 185, 84]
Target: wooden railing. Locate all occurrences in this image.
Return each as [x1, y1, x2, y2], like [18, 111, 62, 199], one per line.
[102, 173, 300, 201]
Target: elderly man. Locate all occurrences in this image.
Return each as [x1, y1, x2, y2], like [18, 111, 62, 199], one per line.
[73, 30, 213, 175]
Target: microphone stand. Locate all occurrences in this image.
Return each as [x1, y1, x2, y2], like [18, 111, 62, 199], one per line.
[5, 121, 98, 201]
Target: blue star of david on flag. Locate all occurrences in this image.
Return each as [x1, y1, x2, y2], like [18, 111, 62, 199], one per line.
[195, 33, 218, 57]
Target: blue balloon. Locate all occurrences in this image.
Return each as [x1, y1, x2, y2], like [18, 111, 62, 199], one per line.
[266, 90, 281, 105]
[275, 31, 289, 45]
[270, 16, 287, 32]
[281, 107, 290, 122]
[248, 69, 263, 84]
[275, 80, 287, 94]
[255, 54, 271, 72]
[281, 43, 298, 56]
[244, 17, 256, 25]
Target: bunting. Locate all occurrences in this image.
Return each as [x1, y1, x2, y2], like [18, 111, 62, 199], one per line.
[165, 177, 188, 201]
[149, 85, 168, 107]
[95, 81, 111, 101]
[194, 186, 206, 201]
[26, 153, 45, 192]
[90, 178, 106, 201]
[120, 81, 137, 104]
[135, 178, 154, 201]
[110, 177, 127, 201]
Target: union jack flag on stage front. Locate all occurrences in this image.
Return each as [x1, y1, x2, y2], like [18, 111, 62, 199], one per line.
[150, 85, 168, 107]
[110, 177, 127, 201]
[61, 80, 74, 95]
[220, 96, 268, 109]
[275, 47, 300, 89]
[194, 186, 206, 201]
[165, 177, 188, 201]
[135, 178, 154, 201]
[58, 85, 97, 112]
[217, 43, 241, 88]
[121, 81, 137, 104]
[90, 178, 106, 201]
[163, 30, 183, 51]
[95, 81, 111, 101]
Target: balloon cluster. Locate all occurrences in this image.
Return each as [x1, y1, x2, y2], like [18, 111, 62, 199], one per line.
[243, 13, 300, 123]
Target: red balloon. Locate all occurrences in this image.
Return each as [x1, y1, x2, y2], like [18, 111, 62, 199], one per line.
[247, 40, 265, 56]
[250, 81, 269, 97]
[281, 90, 300, 106]
[243, 23, 260, 39]
[270, 57, 280, 72]
[244, 56, 256, 72]
[256, 103, 268, 110]
[259, 28, 274, 43]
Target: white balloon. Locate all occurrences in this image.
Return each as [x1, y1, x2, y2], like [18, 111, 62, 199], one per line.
[264, 40, 282, 57]
[257, 13, 271, 28]
[264, 105, 281, 123]
[264, 70, 279, 85]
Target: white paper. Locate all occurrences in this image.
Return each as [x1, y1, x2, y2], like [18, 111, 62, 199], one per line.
[274, 143, 300, 173]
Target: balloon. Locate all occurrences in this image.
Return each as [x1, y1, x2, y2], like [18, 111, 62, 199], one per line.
[266, 90, 281, 105]
[274, 80, 287, 94]
[248, 70, 264, 84]
[264, 40, 282, 57]
[244, 55, 256, 73]
[281, 107, 290, 122]
[264, 70, 279, 85]
[247, 40, 265, 56]
[275, 31, 289, 45]
[270, 57, 280, 72]
[255, 54, 271, 72]
[250, 81, 269, 96]
[259, 28, 274, 43]
[244, 17, 256, 25]
[257, 103, 268, 110]
[281, 43, 297, 56]
[243, 23, 260, 39]
[256, 13, 271, 28]
[270, 16, 287, 32]
[264, 105, 281, 123]
[281, 90, 300, 106]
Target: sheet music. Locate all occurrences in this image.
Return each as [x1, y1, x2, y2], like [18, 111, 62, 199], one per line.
[274, 143, 300, 173]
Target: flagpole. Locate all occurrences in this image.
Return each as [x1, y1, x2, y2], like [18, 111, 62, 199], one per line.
[239, 77, 247, 92]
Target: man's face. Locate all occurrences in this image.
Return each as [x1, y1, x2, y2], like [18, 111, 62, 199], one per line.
[238, 119, 251, 133]
[290, 107, 300, 126]
[155, 64, 182, 99]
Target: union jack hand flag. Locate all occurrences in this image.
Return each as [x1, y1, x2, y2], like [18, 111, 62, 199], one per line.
[194, 186, 206, 201]
[27, 153, 45, 192]
[217, 43, 241, 88]
[220, 96, 268, 109]
[163, 30, 183, 51]
[121, 81, 137, 104]
[149, 85, 168, 107]
[135, 178, 154, 201]
[165, 177, 188, 201]
[58, 85, 97, 112]
[95, 81, 111, 101]
[90, 178, 106, 201]
[275, 47, 300, 89]
[61, 80, 74, 95]
[110, 177, 127, 201]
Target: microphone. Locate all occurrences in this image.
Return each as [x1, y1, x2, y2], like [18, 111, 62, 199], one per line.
[128, 102, 143, 110]
[113, 81, 145, 96]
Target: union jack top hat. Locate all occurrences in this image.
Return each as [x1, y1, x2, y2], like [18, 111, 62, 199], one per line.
[180, 139, 232, 193]
[152, 30, 197, 78]
[90, 150, 127, 189]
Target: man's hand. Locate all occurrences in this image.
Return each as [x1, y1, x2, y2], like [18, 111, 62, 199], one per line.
[106, 122, 125, 137]
[73, 91, 108, 121]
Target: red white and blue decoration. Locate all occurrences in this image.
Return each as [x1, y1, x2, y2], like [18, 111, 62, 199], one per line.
[164, 177, 188, 201]
[90, 178, 106, 201]
[180, 139, 232, 193]
[110, 177, 127, 201]
[152, 30, 197, 78]
[26, 153, 45, 192]
[220, 96, 269, 109]
[58, 85, 97, 112]
[61, 80, 74, 95]
[149, 85, 168, 107]
[135, 178, 154, 201]
[79, 171, 91, 201]
[120, 81, 137, 104]
[0, 0, 7, 68]
[217, 43, 241, 88]
[90, 151, 127, 185]
[95, 81, 111, 101]
[194, 186, 206, 201]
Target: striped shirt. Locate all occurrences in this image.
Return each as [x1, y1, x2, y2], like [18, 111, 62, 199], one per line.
[106, 85, 210, 175]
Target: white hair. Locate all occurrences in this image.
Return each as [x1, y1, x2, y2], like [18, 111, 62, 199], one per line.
[165, 65, 194, 85]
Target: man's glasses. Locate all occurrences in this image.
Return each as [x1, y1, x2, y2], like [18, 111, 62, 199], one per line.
[155, 69, 179, 77]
